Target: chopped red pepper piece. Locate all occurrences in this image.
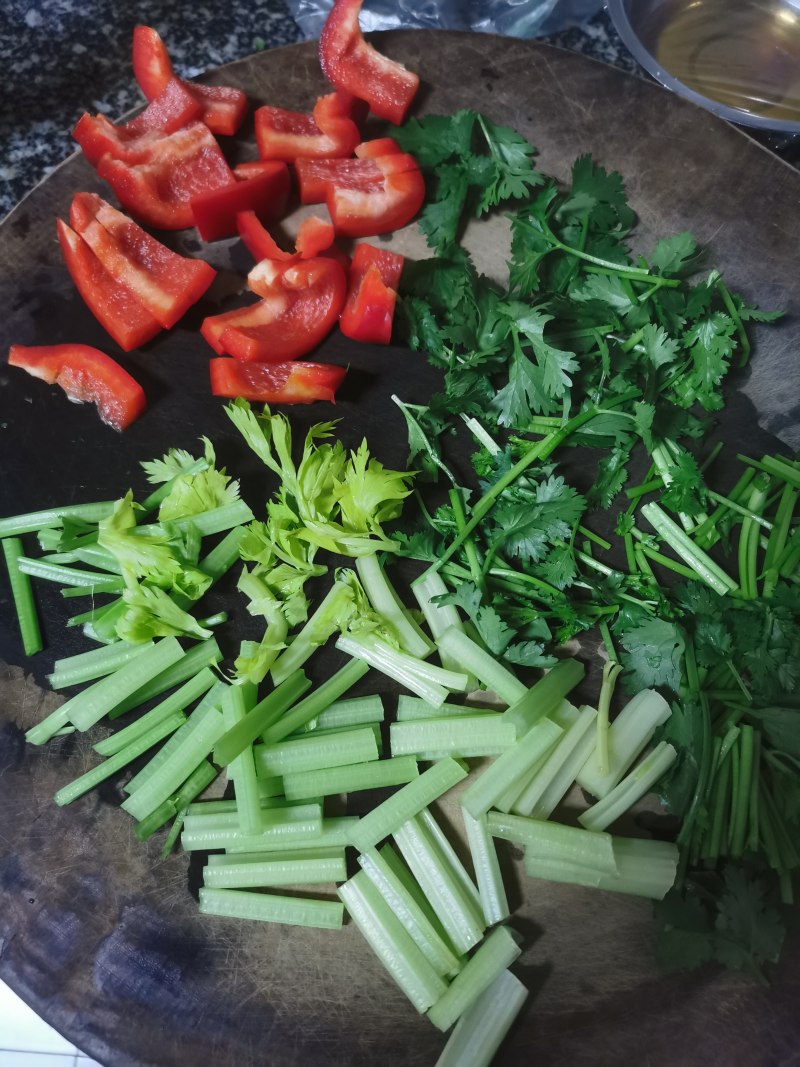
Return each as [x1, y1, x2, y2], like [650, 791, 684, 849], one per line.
[295, 142, 424, 238]
[8, 343, 146, 431]
[354, 137, 402, 159]
[236, 212, 349, 272]
[319, 0, 419, 124]
[56, 218, 162, 351]
[209, 358, 345, 404]
[201, 257, 347, 362]
[190, 161, 290, 242]
[69, 193, 216, 329]
[96, 122, 235, 230]
[339, 243, 404, 344]
[132, 25, 248, 136]
[254, 91, 361, 162]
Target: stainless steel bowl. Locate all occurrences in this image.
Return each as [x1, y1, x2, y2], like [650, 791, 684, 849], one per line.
[606, 0, 800, 133]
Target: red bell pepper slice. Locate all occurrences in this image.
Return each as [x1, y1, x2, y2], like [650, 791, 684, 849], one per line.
[354, 137, 402, 159]
[209, 358, 345, 404]
[8, 344, 146, 431]
[295, 143, 424, 238]
[254, 91, 361, 162]
[69, 193, 216, 329]
[190, 161, 290, 242]
[236, 212, 349, 272]
[201, 257, 347, 362]
[339, 243, 404, 344]
[132, 25, 248, 136]
[96, 122, 235, 230]
[57, 218, 162, 351]
[319, 0, 419, 125]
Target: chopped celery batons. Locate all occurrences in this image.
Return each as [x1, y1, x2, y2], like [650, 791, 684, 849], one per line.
[434, 968, 528, 1067]
[578, 741, 678, 832]
[462, 810, 510, 927]
[181, 805, 324, 852]
[3, 537, 42, 656]
[512, 704, 598, 819]
[427, 925, 521, 1032]
[524, 835, 679, 900]
[390, 716, 516, 760]
[282, 756, 420, 801]
[488, 812, 618, 876]
[437, 627, 527, 706]
[576, 689, 671, 799]
[356, 553, 434, 659]
[199, 887, 343, 929]
[203, 849, 347, 888]
[502, 659, 585, 738]
[460, 718, 563, 819]
[396, 697, 493, 722]
[254, 724, 380, 778]
[261, 659, 370, 744]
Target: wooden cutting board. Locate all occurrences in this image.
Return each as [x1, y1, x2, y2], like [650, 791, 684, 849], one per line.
[1, 31, 799, 1067]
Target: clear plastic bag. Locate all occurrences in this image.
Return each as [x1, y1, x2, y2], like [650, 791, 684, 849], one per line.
[287, 0, 604, 39]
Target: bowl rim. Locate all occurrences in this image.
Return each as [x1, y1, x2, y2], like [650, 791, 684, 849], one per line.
[605, 0, 800, 134]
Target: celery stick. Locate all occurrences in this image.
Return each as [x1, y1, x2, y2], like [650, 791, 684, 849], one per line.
[221, 685, 262, 837]
[389, 716, 515, 760]
[49, 640, 153, 690]
[513, 704, 598, 818]
[437, 627, 527, 706]
[460, 718, 562, 820]
[16, 556, 124, 590]
[94, 667, 217, 756]
[303, 694, 384, 733]
[60, 577, 125, 597]
[255, 725, 380, 778]
[576, 689, 672, 799]
[427, 925, 521, 1032]
[417, 808, 482, 914]
[578, 742, 678, 832]
[160, 811, 187, 859]
[108, 636, 222, 719]
[3, 537, 42, 655]
[206, 845, 342, 866]
[270, 580, 356, 685]
[524, 837, 678, 899]
[204, 850, 347, 888]
[141, 500, 254, 538]
[171, 759, 218, 809]
[339, 871, 448, 1012]
[393, 815, 485, 956]
[494, 701, 579, 814]
[435, 968, 528, 1067]
[462, 811, 509, 927]
[181, 805, 324, 851]
[260, 659, 370, 745]
[336, 633, 467, 706]
[358, 846, 462, 977]
[502, 659, 585, 737]
[356, 554, 434, 659]
[523, 855, 604, 890]
[488, 812, 618, 875]
[183, 802, 321, 833]
[199, 887, 343, 929]
[282, 756, 420, 801]
[213, 670, 311, 767]
[54, 711, 186, 806]
[350, 758, 468, 853]
[0, 500, 114, 537]
[121, 702, 226, 821]
[411, 571, 477, 687]
[396, 697, 492, 722]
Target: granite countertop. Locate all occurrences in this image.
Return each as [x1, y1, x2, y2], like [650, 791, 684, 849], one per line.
[0, 3, 636, 220]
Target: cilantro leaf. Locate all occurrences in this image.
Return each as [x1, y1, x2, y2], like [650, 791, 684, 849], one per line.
[617, 616, 685, 692]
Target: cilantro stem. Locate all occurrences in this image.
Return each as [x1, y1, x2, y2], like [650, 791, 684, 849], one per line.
[737, 474, 770, 599]
[763, 483, 797, 596]
[625, 477, 663, 501]
[578, 526, 612, 552]
[747, 730, 761, 854]
[705, 750, 731, 862]
[594, 660, 622, 777]
[715, 278, 750, 367]
[449, 488, 484, 589]
[706, 490, 774, 530]
[598, 620, 617, 662]
[691, 466, 755, 548]
[700, 441, 724, 473]
[737, 453, 800, 488]
[729, 724, 754, 858]
[535, 217, 680, 285]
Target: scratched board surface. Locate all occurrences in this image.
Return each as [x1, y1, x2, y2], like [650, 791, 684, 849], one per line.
[1, 32, 799, 1067]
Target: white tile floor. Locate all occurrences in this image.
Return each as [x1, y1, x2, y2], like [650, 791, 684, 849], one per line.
[0, 980, 103, 1067]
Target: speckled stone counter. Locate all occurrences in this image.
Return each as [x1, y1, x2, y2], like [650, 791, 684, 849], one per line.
[0, 3, 633, 219]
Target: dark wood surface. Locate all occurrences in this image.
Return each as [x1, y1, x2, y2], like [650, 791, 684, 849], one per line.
[1, 32, 799, 1067]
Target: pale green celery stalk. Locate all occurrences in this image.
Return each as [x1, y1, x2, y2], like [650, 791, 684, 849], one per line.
[181, 804, 324, 851]
[418, 808, 482, 915]
[523, 855, 604, 890]
[183, 800, 322, 832]
[138, 500, 254, 539]
[435, 968, 528, 1067]
[203, 849, 347, 889]
[640, 502, 738, 595]
[502, 659, 585, 737]
[206, 845, 342, 866]
[255, 725, 380, 778]
[94, 668, 216, 756]
[160, 810, 187, 858]
[64, 544, 122, 573]
[513, 705, 598, 819]
[397, 697, 494, 722]
[15, 557, 124, 590]
[523, 837, 678, 900]
[2, 537, 42, 655]
[356, 554, 433, 659]
[650, 443, 695, 532]
[487, 812, 618, 875]
[60, 577, 124, 597]
[54, 711, 186, 806]
[302, 694, 384, 733]
[48, 640, 153, 690]
[462, 810, 510, 926]
[393, 815, 485, 956]
[108, 637, 222, 719]
[213, 670, 311, 767]
[222, 685, 262, 837]
[411, 571, 477, 685]
[350, 758, 468, 853]
[594, 659, 622, 777]
[578, 742, 678, 832]
[460, 719, 563, 820]
[437, 627, 527, 706]
[26, 637, 184, 745]
[199, 886, 343, 929]
[260, 659, 369, 745]
[427, 926, 521, 1032]
[358, 845, 462, 977]
[0, 501, 114, 537]
[83, 598, 127, 644]
[335, 633, 461, 706]
[270, 581, 355, 685]
[389, 716, 515, 760]
[495, 701, 579, 813]
[576, 689, 672, 799]
[121, 702, 226, 821]
[339, 871, 448, 1012]
[282, 756, 419, 801]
